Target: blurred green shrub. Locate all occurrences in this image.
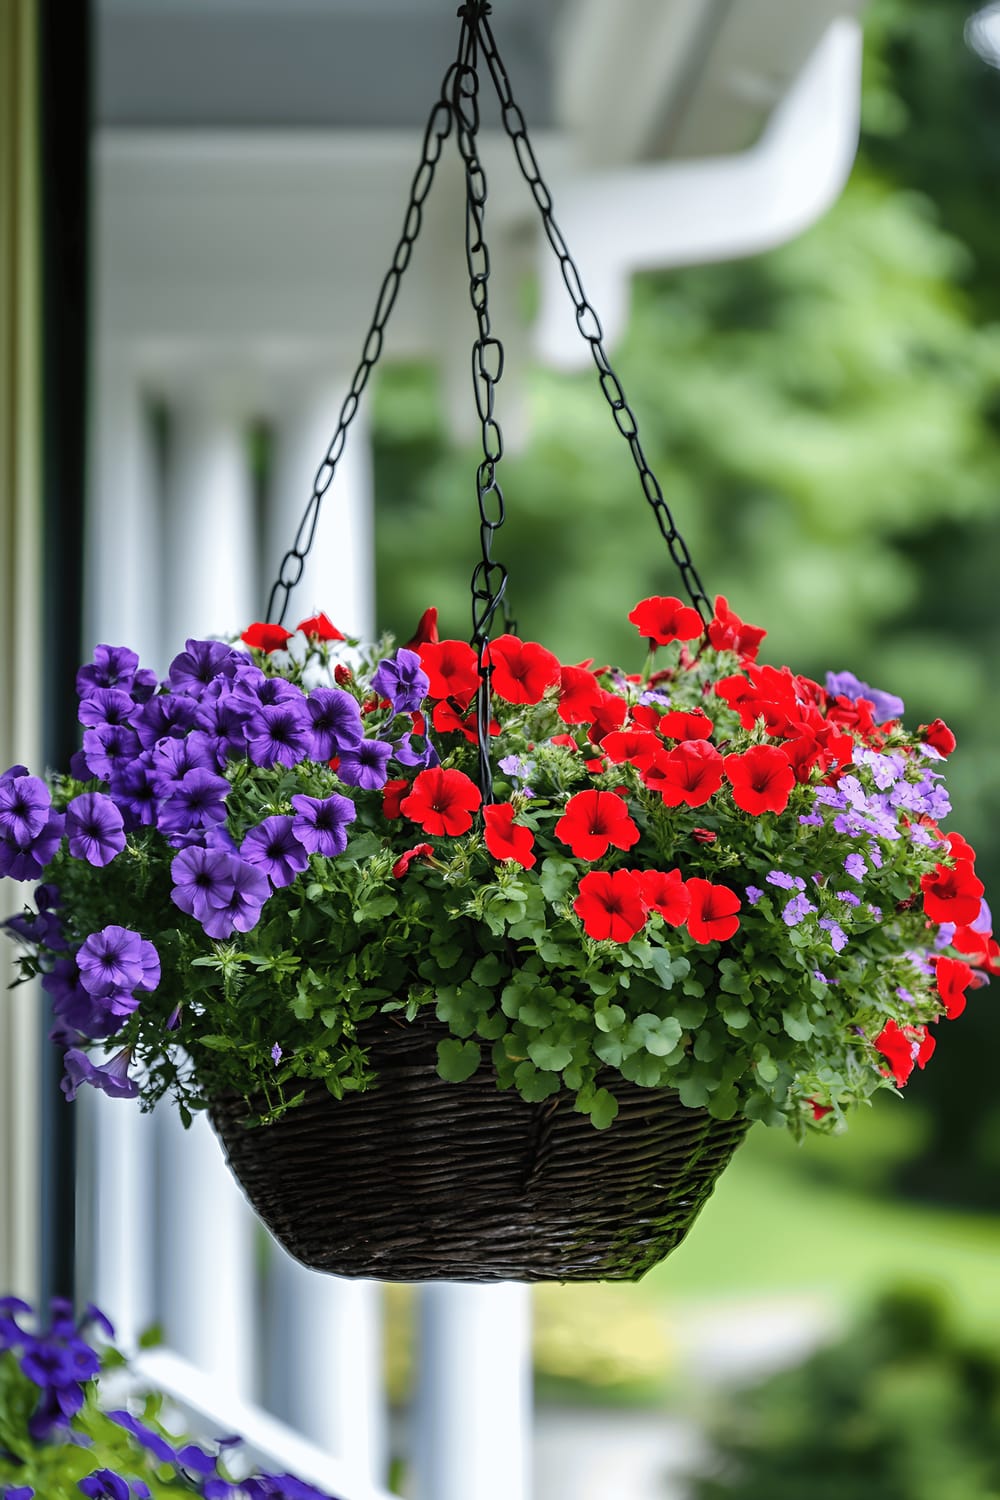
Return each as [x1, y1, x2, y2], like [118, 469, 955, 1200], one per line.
[687, 1286, 1000, 1500]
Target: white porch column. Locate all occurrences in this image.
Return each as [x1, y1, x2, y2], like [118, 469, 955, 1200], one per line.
[265, 1248, 386, 1480]
[414, 1283, 533, 1500]
[163, 395, 258, 650]
[265, 379, 374, 639]
[156, 1107, 259, 1400]
[85, 359, 162, 669]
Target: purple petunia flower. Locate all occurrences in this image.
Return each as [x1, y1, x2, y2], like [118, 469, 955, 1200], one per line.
[150, 732, 217, 797]
[194, 681, 253, 763]
[782, 894, 817, 927]
[305, 687, 363, 760]
[108, 752, 159, 829]
[76, 644, 140, 697]
[66, 793, 126, 867]
[337, 738, 393, 790]
[80, 722, 141, 781]
[290, 792, 356, 857]
[44, 958, 125, 1041]
[826, 670, 904, 724]
[168, 638, 245, 697]
[766, 870, 805, 891]
[241, 816, 310, 889]
[170, 845, 236, 923]
[0, 810, 65, 882]
[246, 701, 313, 770]
[745, 885, 764, 905]
[61, 1046, 138, 1102]
[108, 1409, 180, 1465]
[0, 773, 51, 846]
[134, 693, 200, 750]
[393, 731, 440, 770]
[76, 926, 145, 999]
[372, 648, 430, 715]
[201, 857, 270, 940]
[157, 768, 231, 839]
[77, 687, 138, 731]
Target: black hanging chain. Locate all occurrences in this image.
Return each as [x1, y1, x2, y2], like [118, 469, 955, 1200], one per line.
[475, 10, 713, 627]
[453, 4, 510, 802]
[265, 70, 457, 627]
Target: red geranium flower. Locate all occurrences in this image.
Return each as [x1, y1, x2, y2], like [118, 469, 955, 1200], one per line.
[633, 868, 690, 926]
[418, 640, 480, 706]
[685, 878, 741, 943]
[404, 606, 439, 650]
[646, 740, 724, 808]
[401, 767, 482, 837]
[555, 789, 640, 860]
[627, 595, 704, 646]
[707, 595, 767, 662]
[920, 860, 984, 926]
[241, 621, 294, 653]
[489, 635, 561, 705]
[557, 665, 606, 725]
[934, 955, 974, 1019]
[724, 745, 796, 816]
[483, 801, 536, 869]
[919, 718, 956, 757]
[296, 612, 345, 642]
[874, 1019, 935, 1087]
[392, 843, 434, 879]
[573, 869, 648, 943]
[431, 699, 499, 743]
[945, 831, 977, 864]
[587, 690, 628, 745]
[382, 779, 409, 820]
[950, 922, 1000, 974]
[658, 708, 714, 742]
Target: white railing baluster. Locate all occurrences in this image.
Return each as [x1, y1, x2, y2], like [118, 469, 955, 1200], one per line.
[265, 1249, 387, 1480]
[414, 1283, 533, 1500]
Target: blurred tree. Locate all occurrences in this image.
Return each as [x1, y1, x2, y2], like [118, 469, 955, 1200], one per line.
[373, 0, 1000, 1204]
[686, 1287, 1000, 1500]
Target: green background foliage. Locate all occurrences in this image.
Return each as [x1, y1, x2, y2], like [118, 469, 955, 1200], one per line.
[372, 0, 1000, 1207]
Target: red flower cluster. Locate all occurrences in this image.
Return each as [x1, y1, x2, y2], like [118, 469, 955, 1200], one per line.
[573, 868, 740, 946]
[555, 790, 640, 860]
[483, 802, 536, 870]
[874, 1019, 936, 1087]
[241, 622, 294, 653]
[401, 767, 482, 837]
[628, 595, 703, 647]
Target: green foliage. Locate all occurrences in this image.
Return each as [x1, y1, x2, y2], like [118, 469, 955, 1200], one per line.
[687, 1287, 1000, 1500]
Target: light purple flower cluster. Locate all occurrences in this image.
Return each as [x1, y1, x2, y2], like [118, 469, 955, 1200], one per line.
[825, 670, 904, 725]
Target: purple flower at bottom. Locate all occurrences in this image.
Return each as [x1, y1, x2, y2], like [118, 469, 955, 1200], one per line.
[745, 886, 763, 906]
[305, 687, 363, 760]
[766, 870, 805, 892]
[157, 768, 231, 839]
[393, 731, 440, 770]
[66, 793, 126, 867]
[44, 958, 125, 1041]
[78, 1470, 131, 1500]
[108, 753, 159, 830]
[80, 723, 140, 781]
[201, 857, 270, 939]
[290, 793, 356, 857]
[246, 702, 313, 770]
[241, 816, 310, 889]
[61, 1046, 138, 1102]
[337, 738, 393, 790]
[4, 1486, 35, 1499]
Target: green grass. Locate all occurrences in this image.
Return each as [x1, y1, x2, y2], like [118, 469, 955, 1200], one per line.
[644, 1108, 1000, 1332]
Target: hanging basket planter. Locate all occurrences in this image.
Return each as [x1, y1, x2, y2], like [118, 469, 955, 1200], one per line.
[2, 2, 995, 1284]
[210, 1017, 749, 1281]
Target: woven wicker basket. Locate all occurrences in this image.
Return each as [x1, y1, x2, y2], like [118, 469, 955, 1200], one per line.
[211, 1015, 748, 1282]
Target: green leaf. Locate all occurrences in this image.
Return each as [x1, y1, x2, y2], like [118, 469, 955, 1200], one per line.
[195, 1034, 233, 1051]
[471, 953, 503, 987]
[436, 1038, 482, 1083]
[540, 856, 579, 903]
[721, 1003, 751, 1030]
[527, 1038, 574, 1071]
[594, 1003, 627, 1033]
[783, 1004, 815, 1041]
[630, 1013, 683, 1057]
[514, 1059, 562, 1101]
[589, 1087, 619, 1130]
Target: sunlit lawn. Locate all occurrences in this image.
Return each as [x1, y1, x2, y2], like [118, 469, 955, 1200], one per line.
[532, 1100, 1000, 1401]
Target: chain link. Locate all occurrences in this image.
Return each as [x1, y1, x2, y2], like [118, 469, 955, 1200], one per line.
[452, 7, 511, 801]
[476, 12, 713, 626]
[265, 77, 457, 625]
